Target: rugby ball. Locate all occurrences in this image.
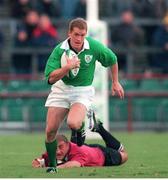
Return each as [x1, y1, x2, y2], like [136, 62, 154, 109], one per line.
[61, 49, 80, 79]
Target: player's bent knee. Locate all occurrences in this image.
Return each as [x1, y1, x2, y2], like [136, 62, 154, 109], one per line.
[67, 121, 82, 130]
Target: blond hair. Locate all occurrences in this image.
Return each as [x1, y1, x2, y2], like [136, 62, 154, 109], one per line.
[56, 134, 69, 143]
[69, 18, 87, 32]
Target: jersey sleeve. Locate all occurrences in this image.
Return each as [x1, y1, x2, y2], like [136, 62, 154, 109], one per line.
[97, 44, 117, 67]
[98, 46, 117, 67]
[44, 46, 62, 80]
[89, 37, 117, 67]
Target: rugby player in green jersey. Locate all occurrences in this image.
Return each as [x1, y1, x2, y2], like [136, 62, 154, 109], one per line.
[44, 18, 124, 173]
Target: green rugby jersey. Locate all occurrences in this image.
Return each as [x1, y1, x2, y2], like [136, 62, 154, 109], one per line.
[44, 36, 117, 86]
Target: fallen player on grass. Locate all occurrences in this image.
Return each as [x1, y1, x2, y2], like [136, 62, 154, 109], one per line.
[32, 112, 128, 169]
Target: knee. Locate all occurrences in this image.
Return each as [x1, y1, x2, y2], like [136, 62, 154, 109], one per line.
[67, 120, 82, 130]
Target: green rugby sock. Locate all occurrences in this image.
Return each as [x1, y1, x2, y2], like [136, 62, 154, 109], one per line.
[45, 139, 57, 167]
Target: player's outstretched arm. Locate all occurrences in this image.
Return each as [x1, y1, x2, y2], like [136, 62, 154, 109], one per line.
[57, 160, 81, 168]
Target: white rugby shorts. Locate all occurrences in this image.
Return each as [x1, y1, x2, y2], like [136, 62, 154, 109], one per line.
[45, 80, 95, 110]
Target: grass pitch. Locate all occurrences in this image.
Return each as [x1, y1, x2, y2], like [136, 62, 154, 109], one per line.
[0, 131, 168, 178]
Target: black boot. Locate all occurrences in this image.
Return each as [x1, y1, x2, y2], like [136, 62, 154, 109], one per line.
[70, 129, 86, 146]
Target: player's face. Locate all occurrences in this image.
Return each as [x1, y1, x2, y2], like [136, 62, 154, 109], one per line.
[68, 27, 87, 52]
[56, 141, 69, 160]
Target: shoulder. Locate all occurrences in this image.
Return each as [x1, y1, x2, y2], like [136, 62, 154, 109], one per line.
[86, 36, 115, 55]
[69, 142, 78, 149]
[86, 36, 110, 54]
[69, 142, 84, 154]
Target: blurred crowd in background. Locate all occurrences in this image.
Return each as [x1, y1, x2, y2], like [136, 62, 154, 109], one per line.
[1, 0, 168, 131]
[1, 0, 168, 75]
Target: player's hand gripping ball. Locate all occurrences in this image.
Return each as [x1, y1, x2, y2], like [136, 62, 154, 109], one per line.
[61, 49, 80, 79]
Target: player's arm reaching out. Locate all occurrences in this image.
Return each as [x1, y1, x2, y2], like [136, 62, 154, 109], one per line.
[57, 160, 81, 168]
[48, 56, 80, 84]
[111, 63, 124, 99]
[32, 159, 81, 169]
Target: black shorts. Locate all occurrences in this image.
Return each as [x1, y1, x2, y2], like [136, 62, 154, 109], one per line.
[87, 144, 122, 166]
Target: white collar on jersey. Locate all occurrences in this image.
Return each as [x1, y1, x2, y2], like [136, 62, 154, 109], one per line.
[60, 38, 90, 52]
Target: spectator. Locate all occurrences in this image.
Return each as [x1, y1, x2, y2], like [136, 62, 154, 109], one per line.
[131, 0, 165, 46]
[32, 14, 59, 47]
[9, 0, 34, 19]
[11, 10, 40, 74]
[0, 29, 4, 48]
[99, 0, 121, 18]
[0, 29, 4, 68]
[35, 0, 61, 18]
[131, 0, 168, 19]
[61, 0, 78, 18]
[19, 10, 40, 43]
[110, 10, 145, 72]
[111, 0, 132, 15]
[99, 0, 135, 18]
[152, 0, 168, 19]
[32, 14, 59, 72]
[151, 14, 168, 73]
[73, 0, 86, 18]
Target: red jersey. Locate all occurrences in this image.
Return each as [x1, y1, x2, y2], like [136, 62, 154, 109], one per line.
[66, 142, 105, 167]
[41, 142, 105, 167]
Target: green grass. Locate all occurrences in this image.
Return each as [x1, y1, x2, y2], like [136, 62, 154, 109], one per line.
[0, 132, 168, 178]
